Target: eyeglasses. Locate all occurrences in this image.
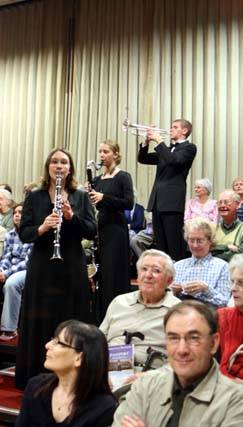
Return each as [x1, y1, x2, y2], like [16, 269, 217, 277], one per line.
[140, 266, 164, 276]
[230, 279, 243, 290]
[50, 337, 78, 351]
[217, 200, 233, 207]
[166, 333, 211, 346]
[187, 238, 208, 245]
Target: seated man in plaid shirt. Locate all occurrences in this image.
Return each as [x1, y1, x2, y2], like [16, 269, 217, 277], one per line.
[171, 217, 231, 308]
[0, 203, 32, 342]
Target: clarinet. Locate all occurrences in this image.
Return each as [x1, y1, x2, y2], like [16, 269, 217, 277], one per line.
[86, 160, 103, 283]
[86, 160, 103, 190]
[50, 171, 63, 261]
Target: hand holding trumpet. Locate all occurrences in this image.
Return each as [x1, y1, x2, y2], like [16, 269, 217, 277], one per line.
[146, 126, 165, 145]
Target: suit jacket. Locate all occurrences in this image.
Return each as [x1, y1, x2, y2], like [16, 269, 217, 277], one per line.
[138, 141, 197, 213]
[124, 203, 145, 233]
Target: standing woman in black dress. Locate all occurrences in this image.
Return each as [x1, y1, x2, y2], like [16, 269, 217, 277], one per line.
[15, 148, 97, 389]
[90, 140, 134, 320]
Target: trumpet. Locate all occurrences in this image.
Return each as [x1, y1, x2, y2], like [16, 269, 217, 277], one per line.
[122, 118, 169, 139]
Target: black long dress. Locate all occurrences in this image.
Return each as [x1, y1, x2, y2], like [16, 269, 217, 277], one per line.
[15, 188, 97, 389]
[93, 171, 134, 320]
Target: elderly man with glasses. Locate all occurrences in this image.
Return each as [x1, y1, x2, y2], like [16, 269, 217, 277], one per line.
[112, 300, 243, 427]
[211, 189, 243, 262]
[100, 249, 179, 373]
[171, 217, 230, 308]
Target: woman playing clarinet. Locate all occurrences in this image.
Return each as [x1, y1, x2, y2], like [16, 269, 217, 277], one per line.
[15, 148, 96, 389]
[90, 140, 134, 321]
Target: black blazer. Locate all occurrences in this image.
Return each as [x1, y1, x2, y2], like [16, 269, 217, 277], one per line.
[138, 141, 197, 213]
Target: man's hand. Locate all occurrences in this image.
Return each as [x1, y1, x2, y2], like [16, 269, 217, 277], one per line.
[121, 415, 146, 427]
[147, 127, 163, 144]
[228, 244, 238, 252]
[170, 282, 183, 294]
[123, 372, 144, 385]
[184, 280, 208, 294]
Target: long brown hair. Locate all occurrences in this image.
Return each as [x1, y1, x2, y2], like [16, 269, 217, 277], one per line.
[41, 148, 77, 191]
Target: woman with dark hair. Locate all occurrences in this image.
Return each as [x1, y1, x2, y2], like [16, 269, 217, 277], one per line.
[16, 320, 117, 426]
[15, 148, 97, 389]
[89, 140, 134, 320]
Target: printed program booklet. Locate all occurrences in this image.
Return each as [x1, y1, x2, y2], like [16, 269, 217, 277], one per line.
[108, 344, 134, 390]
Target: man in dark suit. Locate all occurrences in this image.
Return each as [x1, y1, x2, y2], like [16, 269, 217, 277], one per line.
[138, 119, 196, 261]
[124, 202, 145, 236]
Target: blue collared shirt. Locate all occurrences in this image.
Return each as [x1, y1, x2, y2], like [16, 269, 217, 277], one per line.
[0, 227, 33, 278]
[174, 253, 231, 307]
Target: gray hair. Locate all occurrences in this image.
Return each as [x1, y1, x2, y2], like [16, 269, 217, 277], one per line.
[184, 217, 216, 249]
[218, 190, 240, 204]
[229, 254, 243, 275]
[195, 178, 212, 195]
[0, 189, 12, 202]
[136, 249, 175, 278]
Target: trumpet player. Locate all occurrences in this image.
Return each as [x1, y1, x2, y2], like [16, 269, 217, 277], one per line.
[15, 148, 97, 390]
[138, 119, 196, 261]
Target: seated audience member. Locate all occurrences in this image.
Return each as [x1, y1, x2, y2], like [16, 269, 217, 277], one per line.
[0, 183, 13, 195]
[0, 185, 13, 255]
[16, 319, 117, 427]
[0, 203, 32, 342]
[212, 190, 243, 261]
[23, 181, 38, 198]
[112, 301, 243, 427]
[130, 212, 155, 259]
[100, 249, 179, 371]
[232, 176, 243, 221]
[184, 178, 218, 223]
[171, 218, 230, 308]
[218, 254, 243, 383]
[0, 188, 14, 231]
[124, 196, 145, 239]
[0, 226, 6, 257]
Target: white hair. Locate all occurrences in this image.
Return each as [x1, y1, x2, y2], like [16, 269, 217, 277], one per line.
[229, 254, 243, 275]
[195, 178, 212, 195]
[0, 189, 12, 201]
[136, 249, 175, 278]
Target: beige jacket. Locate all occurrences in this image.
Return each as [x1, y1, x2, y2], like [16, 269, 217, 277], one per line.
[112, 360, 243, 427]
